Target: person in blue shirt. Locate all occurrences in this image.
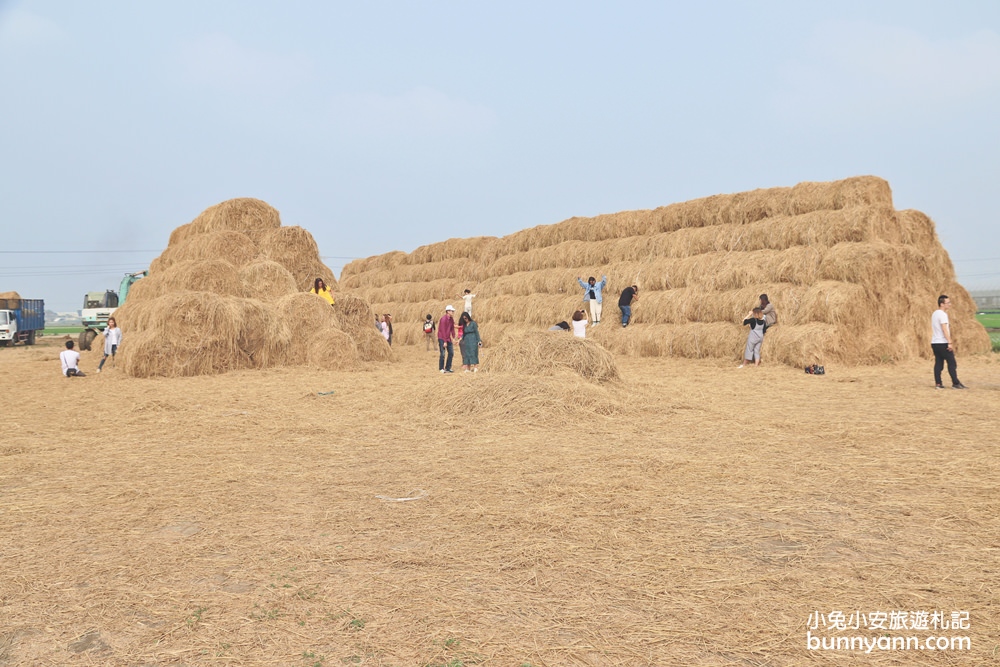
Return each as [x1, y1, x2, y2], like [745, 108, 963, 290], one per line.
[577, 275, 607, 326]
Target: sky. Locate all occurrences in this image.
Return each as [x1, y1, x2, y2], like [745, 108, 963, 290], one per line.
[1, 1, 998, 312]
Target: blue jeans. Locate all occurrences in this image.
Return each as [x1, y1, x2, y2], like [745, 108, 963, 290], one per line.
[438, 339, 453, 371]
[620, 305, 631, 326]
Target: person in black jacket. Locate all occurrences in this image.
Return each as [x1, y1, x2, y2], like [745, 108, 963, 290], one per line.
[618, 285, 638, 327]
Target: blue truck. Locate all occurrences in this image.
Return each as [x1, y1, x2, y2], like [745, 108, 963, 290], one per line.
[0, 296, 45, 346]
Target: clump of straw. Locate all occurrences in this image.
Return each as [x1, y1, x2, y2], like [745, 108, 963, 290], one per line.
[481, 331, 620, 383]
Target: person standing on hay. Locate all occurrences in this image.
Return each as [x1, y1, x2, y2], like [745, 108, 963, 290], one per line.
[618, 285, 638, 328]
[577, 275, 607, 326]
[60, 340, 85, 377]
[310, 278, 335, 306]
[423, 314, 436, 351]
[571, 310, 588, 338]
[759, 294, 777, 329]
[458, 312, 482, 372]
[461, 289, 476, 316]
[96, 316, 122, 373]
[739, 307, 766, 368]
[438, 305, 457, 373]
[931, 295, 967, 389]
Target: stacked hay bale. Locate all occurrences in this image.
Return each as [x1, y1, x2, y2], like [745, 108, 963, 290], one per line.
[116, 198, 391, 377]
[340, 177, 990, 365]
[0, 291, 22, 309]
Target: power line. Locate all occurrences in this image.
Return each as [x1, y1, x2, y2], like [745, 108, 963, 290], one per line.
[0, 263, 146, 270]
[0, 250, 161, 254]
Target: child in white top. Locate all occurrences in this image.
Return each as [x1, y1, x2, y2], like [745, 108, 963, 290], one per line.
[462, 289, 476, 315]
[571, 310, 588, 338]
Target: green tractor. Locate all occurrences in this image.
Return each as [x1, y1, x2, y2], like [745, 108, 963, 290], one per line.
[79, 270, 148, 351]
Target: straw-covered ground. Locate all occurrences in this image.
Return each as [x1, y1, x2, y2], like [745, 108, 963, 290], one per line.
[1, 336, 997, 666]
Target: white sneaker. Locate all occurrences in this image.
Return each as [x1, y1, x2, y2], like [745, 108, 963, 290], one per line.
[96, 368, 101, 374]
[737, 365, 745, 369]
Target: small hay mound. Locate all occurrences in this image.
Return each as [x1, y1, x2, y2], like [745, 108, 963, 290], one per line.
[481, 331, 620, 383]
[117, 198, 387, 377]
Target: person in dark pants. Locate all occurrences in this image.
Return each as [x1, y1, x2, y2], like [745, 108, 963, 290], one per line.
[438, 305, 456, 373]
[931, 294, 967, 389]
[618, 285, 638, 327]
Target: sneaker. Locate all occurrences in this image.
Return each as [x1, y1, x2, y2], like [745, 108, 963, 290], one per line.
[96, 368, 101, 374]
[738, 365, 745, 369]
[952, 383, 968, 389]
[440, 369, 445, 373]
[935, 384, 945, 389]
[444, 369, 454, 373]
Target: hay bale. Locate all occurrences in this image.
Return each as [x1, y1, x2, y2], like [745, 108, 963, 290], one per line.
[131, 259, 243, 299]
[306, 328, 361, 370]
[158, 231, 258, 269]
[258, 226, 338, 291]
[239, 261, 298, 302]
[0, 291, 22, 309]
[118, 293, 293, 377]
[189, 198, 282, 241]
[482, 331, 620, 383]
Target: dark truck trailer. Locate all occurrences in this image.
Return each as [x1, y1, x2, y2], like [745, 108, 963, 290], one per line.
[0, 298, 45, 346]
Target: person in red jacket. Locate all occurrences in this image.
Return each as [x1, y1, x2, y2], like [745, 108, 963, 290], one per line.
[438, 305, 456, 373]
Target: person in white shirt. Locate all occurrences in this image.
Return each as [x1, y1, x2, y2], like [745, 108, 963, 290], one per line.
[931, 294, 966, 389]
[571, 310, 588, 338]
[461, 289, 476, 315]
[97, 317, 122, 373]
[60, 340, 84, 377]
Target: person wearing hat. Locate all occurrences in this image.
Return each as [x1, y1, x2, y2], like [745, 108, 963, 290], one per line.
[437, 305, 457, 373]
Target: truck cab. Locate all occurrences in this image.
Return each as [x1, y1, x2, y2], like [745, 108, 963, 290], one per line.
[81, 290, 119, 330]
[0, 309, 16, 341]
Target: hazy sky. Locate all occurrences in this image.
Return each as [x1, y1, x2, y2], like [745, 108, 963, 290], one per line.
[2, 1, 998, 312]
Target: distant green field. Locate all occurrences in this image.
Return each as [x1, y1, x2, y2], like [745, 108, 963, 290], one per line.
[43, 326, 84, 335]
[977, 311, 1000, 329]
[991, 332, 1000, 352]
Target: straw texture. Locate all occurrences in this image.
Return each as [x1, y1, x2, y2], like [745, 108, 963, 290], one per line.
[116, 198, 388, 377]
[341, 176, 990, 365]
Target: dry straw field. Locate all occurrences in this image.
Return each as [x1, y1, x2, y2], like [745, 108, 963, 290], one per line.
[2, 336, 997, 666]
[2, 181, 997, 666]
[340, 176, 990, 366]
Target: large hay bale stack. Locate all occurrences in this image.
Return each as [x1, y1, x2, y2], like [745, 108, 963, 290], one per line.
[340, 176, 990, 365]
[116, 198, 388, 377]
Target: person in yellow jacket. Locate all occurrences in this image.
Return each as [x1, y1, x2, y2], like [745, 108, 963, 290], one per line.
[310, 277, 335, 306]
